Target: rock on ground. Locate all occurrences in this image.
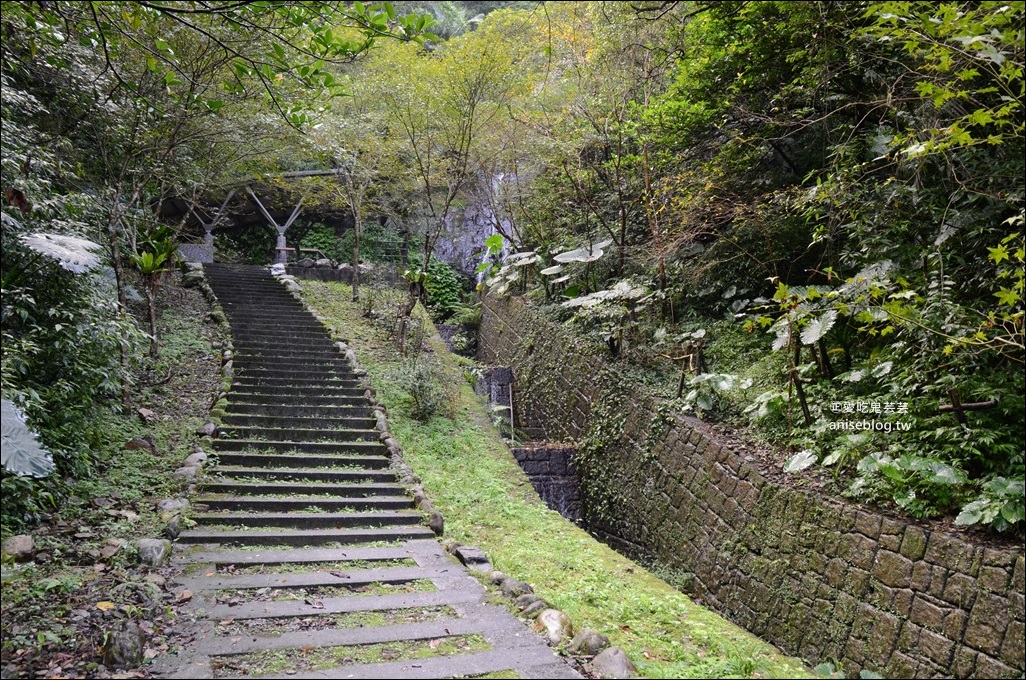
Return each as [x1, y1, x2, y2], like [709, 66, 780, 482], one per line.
[136, 539, 171, 566]
[590, 646, 637, 679]
[535, 608, 573, 645]
[1, 535, 34, 562]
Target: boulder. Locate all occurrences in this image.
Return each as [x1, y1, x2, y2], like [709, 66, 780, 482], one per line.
[269, 263, 286, 276]
[314, 258, 332, 268]
[103, 621, 145, 669]
[429, 512, 444, 536]
[337, 263, 353, 272]
[570, 628, 611, 656]
[1, 535, 34, 562]
[297, 258, 314, 268]
[195, 421, 217, 437]
[137, 407, 157, 424]
[515, 593, 541, 610]
[173, 466, 199, 483]
[163, 516, 181, 540]
[590, 647, 636, 679]
[283, 279, 302, 293]
[183, 451, 207, 467]
[500, 578, 533, 598]
[535, 608, 573, 644]
[489, 570, 507, 585]
[182, 262, 203, 272]
[522, 600, 549, 618]
[135, 538, 171, 566]
[125, 436, 156, 454]
[155, 498, 189, 514]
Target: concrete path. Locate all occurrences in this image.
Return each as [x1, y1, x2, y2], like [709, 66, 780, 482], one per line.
[154, 264, 579, 679]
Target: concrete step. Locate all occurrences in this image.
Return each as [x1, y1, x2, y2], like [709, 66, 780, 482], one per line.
[198, 481, 406, 497]
[227, 393, 368, 406]
[209, 466, 396, 484]
[193, 510, 423, 530]
[218, 426, 379, 442]
[230, 376, 363, 390]
[212, 451, 389, 469]
[193, 496, 413, 513]
[234, 366, 358, 381]
[177, 544, 430, 566]
[177, 526, 436, 545]
[232, 338, 339, 351]
[212, 440, 385, 455]
[233, 356, 352, 369]
[225, 403, 374, 418]
[221, 413, 375, 430]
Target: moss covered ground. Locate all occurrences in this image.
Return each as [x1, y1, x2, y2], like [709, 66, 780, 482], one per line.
[300, 281, 815, 679]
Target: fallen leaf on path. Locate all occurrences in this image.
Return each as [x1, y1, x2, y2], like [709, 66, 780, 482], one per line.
[96, 601, 116, 612]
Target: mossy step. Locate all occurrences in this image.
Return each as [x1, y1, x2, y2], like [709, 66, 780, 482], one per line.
[230, 377, 364, 390]
[179, 545, 425, 566]
[193, 496, 412, 513]
[221, 414, 375, 430]
[204, 589, 475, 622]
[234, 367, 359, 381]
[212, 440, 385, 455]
[177, 526, 435, 546]
[208, 466, 396, 483]
[226, 394, 369, 407]
[212, 451, 389, 469]
[218, 426, 379, 442]
[193, 511, 423, 530]
[198, 481, 405, 497]
[225, 404, 374, 418]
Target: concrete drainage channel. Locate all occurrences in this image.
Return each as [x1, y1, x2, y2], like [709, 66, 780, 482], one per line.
[155, 264, 581, 679]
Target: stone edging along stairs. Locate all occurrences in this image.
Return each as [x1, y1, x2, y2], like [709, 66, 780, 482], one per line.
[155, 264, 579, 679]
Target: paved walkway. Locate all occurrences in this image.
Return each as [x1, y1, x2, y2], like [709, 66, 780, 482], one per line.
[155, 264, 578, 679]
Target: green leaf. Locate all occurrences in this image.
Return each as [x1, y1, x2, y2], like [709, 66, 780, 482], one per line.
[800, 310, 837, 345]
[1, 399, 55, 478]
[783, 450, 817, 473]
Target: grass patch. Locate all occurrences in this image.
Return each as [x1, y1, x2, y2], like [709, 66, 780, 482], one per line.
[301, 280, 814, 679]
[211, 633, 488, 677]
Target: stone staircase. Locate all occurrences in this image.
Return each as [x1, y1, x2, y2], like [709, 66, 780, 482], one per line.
[157, 264, 578, 679]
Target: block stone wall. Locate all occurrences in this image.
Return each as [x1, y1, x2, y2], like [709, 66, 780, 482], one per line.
[479, 296, 1025, 679]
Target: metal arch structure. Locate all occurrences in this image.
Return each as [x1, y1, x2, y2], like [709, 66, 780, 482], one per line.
[168, 169, 347, 264]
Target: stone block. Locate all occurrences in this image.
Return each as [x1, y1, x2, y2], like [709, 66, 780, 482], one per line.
[925, 532, 976, 573]
[841, 533, 878, 571]
[910, 596, 946, 631]
[910, 561, 932, 591]
[874, 550, 913, 588]
[974, 655, 1017, 679]
[896, 620, 921, 653]
[884, 651, 918, 679]
[941, 572, 975, 607]
[965, 593, 1009, 655]
[983, 548, 1016, 569]
[891, 589, 913, 617]
[979, 566, 1011, 593]
[954, 644, 978, 677]
[863, 609, 901, 660]
[919, 629, 955, 667]
[942, 608, 968, 639]
[855, 511, 882, 539]
[1000, 619, 1024, 668]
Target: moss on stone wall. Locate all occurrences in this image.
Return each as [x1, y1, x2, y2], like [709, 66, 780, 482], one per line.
[480, 294, 1026, 679]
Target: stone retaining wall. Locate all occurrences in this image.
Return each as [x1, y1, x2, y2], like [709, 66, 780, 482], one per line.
[479, 295, 1025, 679]
[511, 445, 582, 522]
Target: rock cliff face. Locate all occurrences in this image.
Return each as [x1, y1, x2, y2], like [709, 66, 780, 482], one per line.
[479, 294, 1026, 680]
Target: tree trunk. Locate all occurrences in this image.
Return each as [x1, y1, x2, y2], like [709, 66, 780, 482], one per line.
[145, 280, 159, 359]
[352, 215, 361, 302]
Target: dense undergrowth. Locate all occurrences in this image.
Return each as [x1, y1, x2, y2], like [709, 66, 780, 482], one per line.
[300, 278, 814, 679]
[1, 279, 224, 678]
